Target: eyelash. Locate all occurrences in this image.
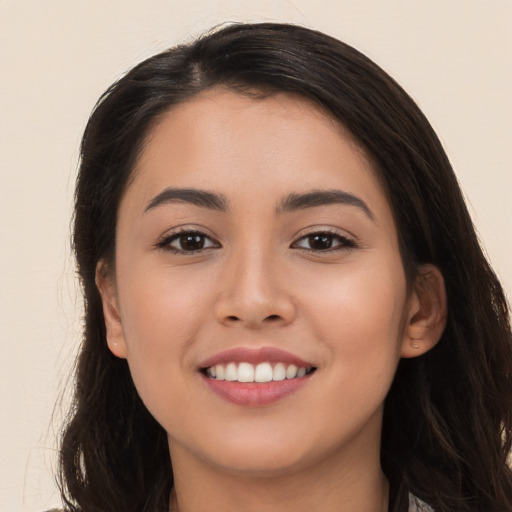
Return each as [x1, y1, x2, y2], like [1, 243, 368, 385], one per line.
[155, 229, 220, 254]
[155, 228, 358, 254]
[291, 229, 358, 252]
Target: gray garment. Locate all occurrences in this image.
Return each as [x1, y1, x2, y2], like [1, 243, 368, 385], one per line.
[409, 493, 435, 511]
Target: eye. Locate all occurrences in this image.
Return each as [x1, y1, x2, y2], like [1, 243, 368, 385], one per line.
[292, 231, 356, 252]
[157, 230, 219, 253]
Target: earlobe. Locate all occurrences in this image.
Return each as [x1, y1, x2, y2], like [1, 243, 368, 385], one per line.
[95, 260, 128, 359]
[401, 264, 447, 359]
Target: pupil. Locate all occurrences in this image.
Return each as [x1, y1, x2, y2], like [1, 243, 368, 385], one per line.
[309, 234, 332, 250]
[181, 234, 204, 250]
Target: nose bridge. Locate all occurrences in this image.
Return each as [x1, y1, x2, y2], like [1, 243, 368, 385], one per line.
[215, 239, 294, 327]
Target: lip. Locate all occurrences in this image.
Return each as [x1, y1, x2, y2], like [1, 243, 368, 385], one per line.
[201, 373, 313, 406]
[198, 346, 316, 407]
[198, 346, 313, 370]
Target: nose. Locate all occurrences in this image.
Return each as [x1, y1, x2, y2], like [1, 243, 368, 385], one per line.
[214, 247, 296, 329]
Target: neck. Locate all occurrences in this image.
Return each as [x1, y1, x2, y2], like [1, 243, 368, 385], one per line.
[170, 474, 389, 512]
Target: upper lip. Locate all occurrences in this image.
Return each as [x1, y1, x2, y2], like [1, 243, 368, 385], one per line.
[198, 346, 314, 370]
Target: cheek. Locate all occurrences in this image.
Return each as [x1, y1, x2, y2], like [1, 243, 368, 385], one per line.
[297, 264, 407, 433]
[115, 263, 210, 394]
[119, 262, 207, 340]
[298, 259, 407, 372]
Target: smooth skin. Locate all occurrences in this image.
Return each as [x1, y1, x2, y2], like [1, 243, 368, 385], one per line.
[97, 89, 447, 512]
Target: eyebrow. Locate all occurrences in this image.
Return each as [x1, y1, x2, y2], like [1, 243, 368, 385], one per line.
[277, 189, 375, 220]
[144, 187, 374, 221]
[144, 187, 228, 213]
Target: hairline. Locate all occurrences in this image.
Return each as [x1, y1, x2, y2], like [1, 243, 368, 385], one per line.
[108, 83, 418, 287]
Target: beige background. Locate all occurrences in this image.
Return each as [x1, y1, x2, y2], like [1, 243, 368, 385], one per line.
[1, 1, 510, 510]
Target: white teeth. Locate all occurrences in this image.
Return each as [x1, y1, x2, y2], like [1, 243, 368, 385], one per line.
[225, 362, 237, 381]
[285, 364, 298, 379]
[273, 362, 286, 381]
[254, 362, 273, 382]
[206, 362, 311, 382]
[237, 362, 255, 382]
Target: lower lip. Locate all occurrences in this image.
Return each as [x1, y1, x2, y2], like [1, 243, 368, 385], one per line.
[201, 374, 311, 406]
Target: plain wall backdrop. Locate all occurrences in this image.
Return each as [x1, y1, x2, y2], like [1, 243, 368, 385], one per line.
[1, 1, 511, 510]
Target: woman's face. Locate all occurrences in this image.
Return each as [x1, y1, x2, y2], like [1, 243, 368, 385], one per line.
[100, 90, 424, 476]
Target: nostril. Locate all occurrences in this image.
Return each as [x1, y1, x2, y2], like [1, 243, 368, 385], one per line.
[226, 315, 240, 322]
[266, 315, 281, 321]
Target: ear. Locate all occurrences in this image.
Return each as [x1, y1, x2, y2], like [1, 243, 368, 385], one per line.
[95, 260, 128, 359]
[401, 264, 447, 358]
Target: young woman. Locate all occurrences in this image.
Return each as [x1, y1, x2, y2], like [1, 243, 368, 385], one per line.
[57, 23, 512, 512]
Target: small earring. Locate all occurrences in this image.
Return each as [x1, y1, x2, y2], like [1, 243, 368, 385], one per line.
[410, 338, 421, 349]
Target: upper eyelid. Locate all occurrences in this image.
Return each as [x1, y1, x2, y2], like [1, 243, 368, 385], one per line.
[290, 228, 360, 252]
[167, 231, 216, 242]
[292, 231, 354, 245]
[155, 226, 358, 247]
[292, 226, 356, 241]
[155, 228, 220, 251]
[158, 225, 218, 241]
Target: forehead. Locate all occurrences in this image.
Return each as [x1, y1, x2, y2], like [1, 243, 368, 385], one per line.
[125, 89, 390, 221]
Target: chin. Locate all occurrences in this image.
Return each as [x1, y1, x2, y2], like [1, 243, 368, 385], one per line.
[171, 426, 313, 477]
[213, 429, 332, 477]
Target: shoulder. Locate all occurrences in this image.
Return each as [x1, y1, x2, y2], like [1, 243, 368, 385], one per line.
[409, 493, 435, 512]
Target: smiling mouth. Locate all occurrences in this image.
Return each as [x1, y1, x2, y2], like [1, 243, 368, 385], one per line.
[202, 362, 316, 383]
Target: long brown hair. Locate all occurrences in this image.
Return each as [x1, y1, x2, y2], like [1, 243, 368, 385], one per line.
[61, 22, 512, 511]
